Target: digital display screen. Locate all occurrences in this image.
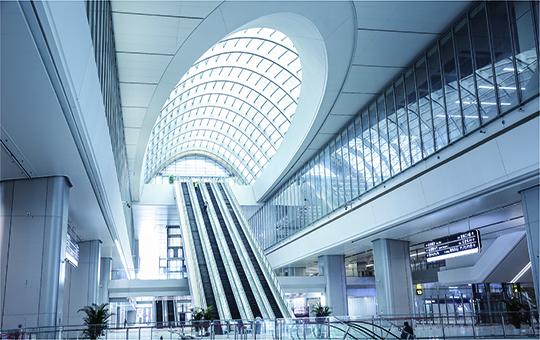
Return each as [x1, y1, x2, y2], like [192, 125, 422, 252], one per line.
[66, 233, 79, 267]
[425, 230, 481, 263]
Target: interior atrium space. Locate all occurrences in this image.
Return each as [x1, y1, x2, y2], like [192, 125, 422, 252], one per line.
[1, 0, 538, 339]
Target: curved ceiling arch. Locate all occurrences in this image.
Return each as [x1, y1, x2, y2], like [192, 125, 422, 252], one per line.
[153, 105, 278, 149]
[155, 140, 261, 184]
[147, 127, 267, 177]
[155, 150, 245, 183]
[163, 90, 289, 137]
[146, 116, 277, 164]
[144, 27, 302, 184]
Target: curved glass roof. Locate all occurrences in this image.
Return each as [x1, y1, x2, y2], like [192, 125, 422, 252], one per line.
[144, 28, 302, 184]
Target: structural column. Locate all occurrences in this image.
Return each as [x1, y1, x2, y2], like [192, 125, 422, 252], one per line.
[0, 176, 70, 330]
[63, 240, 101, 326]
[98, 257, 112, 305]
[372, 239, 414, 315]
[318, 255, 348, 316]
[521, 185, 539, 308]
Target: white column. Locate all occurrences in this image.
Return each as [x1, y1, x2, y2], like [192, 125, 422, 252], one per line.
[372, 238, 414, 315]
[63, 240, 101, 326]
[521, 185, 539, 308]
[0, 176, 70, 330]
[318, 255, 348, 316]
[98, 257, 112, 305]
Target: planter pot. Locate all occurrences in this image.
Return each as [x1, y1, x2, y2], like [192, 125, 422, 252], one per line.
[513, 328, 521, 336]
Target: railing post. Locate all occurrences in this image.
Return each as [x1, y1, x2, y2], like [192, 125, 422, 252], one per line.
[441, 315, 446, 339]
[471, 314, 477, 339]
[303, 319, 306, 340]
[327, 317, 331, 339]
[501, 314, 506, 338]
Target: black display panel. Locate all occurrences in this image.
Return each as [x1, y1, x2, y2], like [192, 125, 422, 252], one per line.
[425, 229, 481, 262]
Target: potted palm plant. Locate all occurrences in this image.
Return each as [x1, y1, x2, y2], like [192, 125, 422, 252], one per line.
[311, 302, 331, 318]
[311, 303, 331, 339]
[191, 306, 213, 336]
[501, 298, 527, 335]
[78, 303, 114, 340]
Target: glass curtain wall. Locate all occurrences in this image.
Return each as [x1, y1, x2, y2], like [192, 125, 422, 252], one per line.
[249, 0, 538, 250]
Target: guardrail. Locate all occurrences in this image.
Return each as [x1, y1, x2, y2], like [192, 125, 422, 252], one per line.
[3, 312, 537, 340]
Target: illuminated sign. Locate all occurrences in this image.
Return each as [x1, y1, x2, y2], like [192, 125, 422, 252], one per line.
[425, 230, 481, 263]
[66, 233, 79, 267]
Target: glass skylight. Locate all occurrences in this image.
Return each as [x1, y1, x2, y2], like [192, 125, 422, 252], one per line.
[144, 28, 302, 184]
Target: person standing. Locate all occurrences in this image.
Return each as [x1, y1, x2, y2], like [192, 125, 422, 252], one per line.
[401, 321, 414, 339]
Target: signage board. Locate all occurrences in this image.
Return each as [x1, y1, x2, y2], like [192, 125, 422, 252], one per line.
[425, 230, 481, 263]
[66, 233, 79, 267]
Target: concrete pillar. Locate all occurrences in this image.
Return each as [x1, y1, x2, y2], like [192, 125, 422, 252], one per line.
[521, 185, 539, 308]
[98, 257, 112, 305]
[372, 238, 414, 315]
[0, 176, 70, 330]
[318, 255, 348, 316]
[63, 240, 101, 326]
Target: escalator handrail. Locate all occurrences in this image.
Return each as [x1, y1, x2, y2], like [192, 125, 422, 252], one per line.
[174, 182, 206, 309]
[199, 182, 253, 320]
[218, 180, 292, 318]
[335, 316, 400, 340]
[186, 179, 231, 321]
[208, 181, 274, 319]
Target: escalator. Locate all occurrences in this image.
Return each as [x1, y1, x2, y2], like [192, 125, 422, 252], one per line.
[205, 182, 262, 318]
[193, 184, 242, 320]
[180, 182, 221, 321]
[156, 301, 163, 326]
[216, 182, 285, 318]
[167, 300, 175, 325]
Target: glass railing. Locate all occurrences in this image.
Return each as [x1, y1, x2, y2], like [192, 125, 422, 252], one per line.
[3, 312, 537, 340]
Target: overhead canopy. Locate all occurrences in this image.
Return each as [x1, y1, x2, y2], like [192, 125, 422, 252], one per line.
[144, 28, 302, 184]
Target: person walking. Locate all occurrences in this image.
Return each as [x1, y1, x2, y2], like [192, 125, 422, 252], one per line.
[401, 321, 414, 339]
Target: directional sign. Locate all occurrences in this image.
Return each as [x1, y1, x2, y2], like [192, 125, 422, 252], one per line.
[424, 230, 481, 263]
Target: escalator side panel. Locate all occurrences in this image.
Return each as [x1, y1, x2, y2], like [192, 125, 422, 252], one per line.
[205, 183, 262, 318]
[194, 184, 242, 320]
[217, 182, 284, 318]
[180, 182, 221, 321]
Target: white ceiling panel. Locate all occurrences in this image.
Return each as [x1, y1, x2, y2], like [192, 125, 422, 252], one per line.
[354, 30, 437, 67]
[116, 53, 173, 84]
[307, 132, 335, 152]
[112, 12, 201, 55]
[126, 144, 138, 159]
[123, 107, 148, 128]
[331, 93, 377, 116]
[112, 1, 220, 19]
[319, 114, 354, 135]
[119, 83, 156, 107]
[124, 127, 141, 145]
[343, 65, 401, 94]
[354, 2, 397, 29]
[387, 2, 472, 32]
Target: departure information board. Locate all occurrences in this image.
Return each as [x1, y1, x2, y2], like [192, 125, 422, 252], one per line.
[425, 230, 481, 262]
[66, 233, 79, 267]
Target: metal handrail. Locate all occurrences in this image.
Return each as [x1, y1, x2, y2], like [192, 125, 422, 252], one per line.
[2, 312, 538, 339]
